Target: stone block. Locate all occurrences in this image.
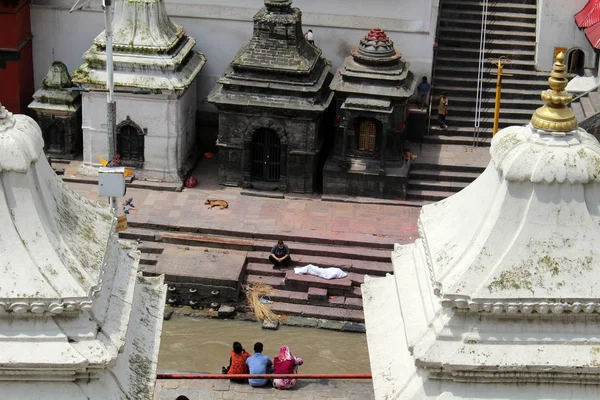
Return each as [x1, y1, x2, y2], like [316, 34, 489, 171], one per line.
[262, 319, 280, 330]
[307, 287, 328, 301]
[218, 305, 236, 318]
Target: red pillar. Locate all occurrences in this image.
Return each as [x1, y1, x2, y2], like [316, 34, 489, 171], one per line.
[0, 0, 34, 114]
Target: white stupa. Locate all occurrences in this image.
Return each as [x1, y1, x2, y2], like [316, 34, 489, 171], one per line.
[73, 0, 206, 183]
[362, 53, 600, 399]
[0, 104, 166, 399]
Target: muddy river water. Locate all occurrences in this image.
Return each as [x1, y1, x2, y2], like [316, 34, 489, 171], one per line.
[158, 316, 372, 374]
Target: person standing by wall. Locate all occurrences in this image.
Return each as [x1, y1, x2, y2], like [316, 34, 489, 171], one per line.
[305, 29, 314, 45]
[438, 92, 449, 129]
[416, 76, 432, 110]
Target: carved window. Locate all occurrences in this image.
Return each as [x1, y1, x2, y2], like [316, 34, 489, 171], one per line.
[358, 120, 377, 152]
[116, 116, 145, 167]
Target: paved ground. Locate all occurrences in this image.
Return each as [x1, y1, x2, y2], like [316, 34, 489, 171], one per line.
[154, 378, 375, 400]
[65, 158, 422, 244]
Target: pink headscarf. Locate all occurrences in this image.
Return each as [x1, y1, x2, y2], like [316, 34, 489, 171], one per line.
[278, 345, 292, 361]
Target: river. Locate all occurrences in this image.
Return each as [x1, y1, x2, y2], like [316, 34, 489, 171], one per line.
[158, 315, 372, 374]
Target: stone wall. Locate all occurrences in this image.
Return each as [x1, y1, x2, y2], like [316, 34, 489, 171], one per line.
[81, 87, 197, 182]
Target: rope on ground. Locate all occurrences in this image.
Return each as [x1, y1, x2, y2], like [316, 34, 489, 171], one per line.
[245, 283, 279, 322]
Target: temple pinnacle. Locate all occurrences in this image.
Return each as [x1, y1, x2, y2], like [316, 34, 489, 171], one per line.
[530, 52, 577, 132]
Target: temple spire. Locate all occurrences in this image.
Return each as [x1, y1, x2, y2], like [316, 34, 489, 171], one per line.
[530, 52, 578, 132]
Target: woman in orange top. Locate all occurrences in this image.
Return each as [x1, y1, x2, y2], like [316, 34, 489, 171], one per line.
[226, 342, 251, 378]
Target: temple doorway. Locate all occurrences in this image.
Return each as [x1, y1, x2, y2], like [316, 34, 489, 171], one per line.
[568, 49, 585, 75]
[251, 128, 281, 182]
[44, 123, 64, 153]
[117, 117, 144, 167]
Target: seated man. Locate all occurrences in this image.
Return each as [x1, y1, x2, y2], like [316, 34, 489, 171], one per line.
[269, 240, 291, 268]
[246, 342, 273, 387]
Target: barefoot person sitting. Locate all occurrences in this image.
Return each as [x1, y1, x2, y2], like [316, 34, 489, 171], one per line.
[273, 345, 303, 390]
[269, 240, 291, 268]
[225, 341, 251, 382]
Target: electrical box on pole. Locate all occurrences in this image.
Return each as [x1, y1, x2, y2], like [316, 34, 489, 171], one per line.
[98, 167, 126, 197]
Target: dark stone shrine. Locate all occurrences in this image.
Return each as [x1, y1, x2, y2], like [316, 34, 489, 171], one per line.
[208, 0, 334, 193]
[324, 28, 416, 199]
[28, 61, 82, 159]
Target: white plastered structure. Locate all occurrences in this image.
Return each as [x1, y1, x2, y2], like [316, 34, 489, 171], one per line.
[0, 104, 166, 399]
[73, 0, 206, 183]
[363, 115, 600, 399]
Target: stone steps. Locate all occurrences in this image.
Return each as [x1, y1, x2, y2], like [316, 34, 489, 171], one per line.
[438, 37, 536, 52]
[409, 167, 483, 183]
[122, 226, 391, 325]
[406, 189, 456, 202]
[247, 252, 392, 276]
[408, 180, 469, 193]
[423, 134, 492, 147]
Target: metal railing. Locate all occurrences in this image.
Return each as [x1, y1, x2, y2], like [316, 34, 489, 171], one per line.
[157, 373, 373, 380]
[473, 0, 489, 147]
[571, 85, 600, 103]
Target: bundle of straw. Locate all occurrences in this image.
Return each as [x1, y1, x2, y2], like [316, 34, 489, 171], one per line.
[245, 283, 278, 322]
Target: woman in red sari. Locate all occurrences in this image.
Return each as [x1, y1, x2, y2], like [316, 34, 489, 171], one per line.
[273, 345, 303, 389]
[226, 341, 250, 379]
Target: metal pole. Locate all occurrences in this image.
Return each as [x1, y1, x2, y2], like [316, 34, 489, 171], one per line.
[103, 0, 117, 213]
[493, 61, 503, 136]
[157, 373, 373, 380]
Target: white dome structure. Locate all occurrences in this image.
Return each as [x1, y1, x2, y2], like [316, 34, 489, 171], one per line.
[0, 103, 166, 399]
[362, 53, 600, 399]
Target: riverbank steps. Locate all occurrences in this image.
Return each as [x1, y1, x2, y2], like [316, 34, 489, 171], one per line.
[167, 306, 367, 332]
[154, 378, 375, 400]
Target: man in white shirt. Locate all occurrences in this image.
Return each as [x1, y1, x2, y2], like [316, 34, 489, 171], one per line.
[305, 29, 314, 45]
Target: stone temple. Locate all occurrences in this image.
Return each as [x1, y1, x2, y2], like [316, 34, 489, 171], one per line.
[73, 0, 206, 183]
[208, 0, 334, 193]
[325, 28, 415, 199]
[362, 53, 600, 399]
[28, 61, 82, 160]
[0, 103, 166, 399]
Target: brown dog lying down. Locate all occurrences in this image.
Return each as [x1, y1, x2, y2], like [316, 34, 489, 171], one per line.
[404, 151, 418, 162]
[205, 199, 229, 209]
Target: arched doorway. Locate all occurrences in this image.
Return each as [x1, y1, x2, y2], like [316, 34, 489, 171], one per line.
[251, 128, 281, 182]
[357, 119, 377, 153]
[568, 49, 585, 75]
[45, 124, 64, 153]
[116, 116, 145, 167]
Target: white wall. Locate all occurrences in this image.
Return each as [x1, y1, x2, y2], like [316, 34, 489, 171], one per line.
[31, 0, 439, 113]
[81, 89, 195, 182]
[537, 0, 596, 71]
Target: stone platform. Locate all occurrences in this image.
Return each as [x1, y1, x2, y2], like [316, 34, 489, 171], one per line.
[140, 245, 247, 305]
[154, 378, 374, 400]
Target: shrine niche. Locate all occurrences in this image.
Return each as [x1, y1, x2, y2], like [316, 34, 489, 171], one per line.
[28, 61, 82, 159]
[116, 116, 145, 168]
[208, 0, 333, 193]
[325, 28, 416, 199]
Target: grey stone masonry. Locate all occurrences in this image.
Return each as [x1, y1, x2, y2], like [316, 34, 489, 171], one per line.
[208, 0, 333, 193]
[28, 61, 82, 159]
[325, 28, 416, 200]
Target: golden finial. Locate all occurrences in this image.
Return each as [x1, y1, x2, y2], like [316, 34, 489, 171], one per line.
[530, 52, 577, 132]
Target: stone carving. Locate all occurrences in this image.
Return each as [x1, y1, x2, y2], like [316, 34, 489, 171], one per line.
[325, 28, 416, 199]
[209, 0, 333, 193]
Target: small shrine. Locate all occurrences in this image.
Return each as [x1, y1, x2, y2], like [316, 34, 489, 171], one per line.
[28, 61, 82, 159]
[0, 103, 166, 398]
[73, 0, 206, 183]
[208, 0, 334, 193]
[362, 53, 600, 398]
[325, 28, 415, 199]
